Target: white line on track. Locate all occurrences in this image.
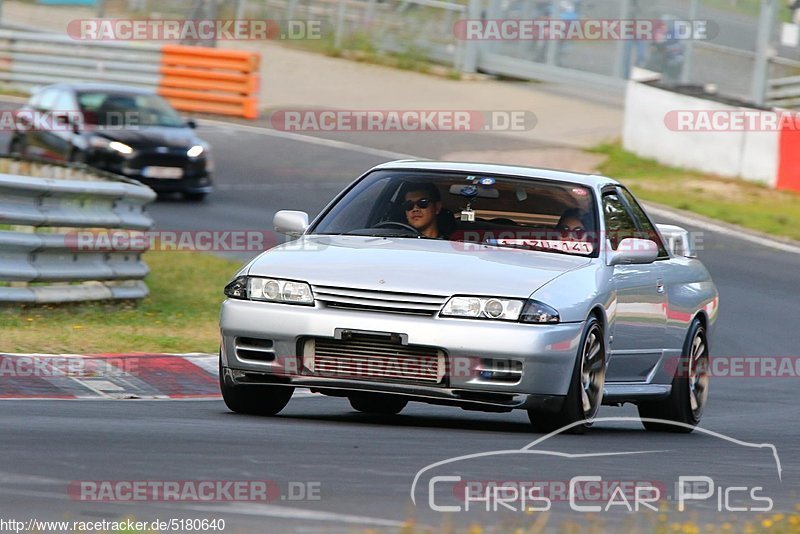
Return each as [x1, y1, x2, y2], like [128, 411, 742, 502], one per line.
[645, 203, 800, 256]
[182, 503, 408, 528]
[0, 487, 408, 528]
[199, 118, 417, 160]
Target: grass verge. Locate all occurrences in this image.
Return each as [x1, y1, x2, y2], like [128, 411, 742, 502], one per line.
[0, 250, 241, 354]
[591, 143, 800, 242]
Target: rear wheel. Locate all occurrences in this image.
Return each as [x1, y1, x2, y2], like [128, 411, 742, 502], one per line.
[183, 192, 208, 202]
[638, 320, 709, 433]
[219, 355, 293, 416]
[349, 393, 408, 415]
[528, 316, 606, 434]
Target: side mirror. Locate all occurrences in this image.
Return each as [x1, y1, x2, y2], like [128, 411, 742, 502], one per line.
[655, 224, 696, 258]
[607, 238, 659, 266]
[274, 210, 309, 237]
[186, 119, 197, 129]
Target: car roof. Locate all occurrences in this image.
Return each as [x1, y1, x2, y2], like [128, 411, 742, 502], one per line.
[372, 160, 620, 189]
[36, 83, 156, 95]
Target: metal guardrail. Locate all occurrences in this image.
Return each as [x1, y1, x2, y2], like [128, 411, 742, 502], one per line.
[0, 29, 162, 89]
[767, 75, 800, 108]
[0, 157, 156, 304]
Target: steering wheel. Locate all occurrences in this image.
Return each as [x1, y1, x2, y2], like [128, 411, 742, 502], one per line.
[372, 221, 421, 235]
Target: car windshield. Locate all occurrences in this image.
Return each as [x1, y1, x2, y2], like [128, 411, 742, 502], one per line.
[77, 91, 185, 127]
[311, 170, 599, 257]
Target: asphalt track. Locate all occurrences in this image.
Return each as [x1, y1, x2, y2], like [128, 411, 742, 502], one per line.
[2, 119, 800, 532]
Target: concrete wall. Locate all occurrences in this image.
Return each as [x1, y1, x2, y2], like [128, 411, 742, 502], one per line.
[623, 81, 779, 187]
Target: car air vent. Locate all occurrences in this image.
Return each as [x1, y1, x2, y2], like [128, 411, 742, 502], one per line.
[235, 337, 275, 362]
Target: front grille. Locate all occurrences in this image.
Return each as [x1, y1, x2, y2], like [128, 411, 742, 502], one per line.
[311, 285, 448, 316]
[127, 150, 191, 169]
[303, 336, 446, 384]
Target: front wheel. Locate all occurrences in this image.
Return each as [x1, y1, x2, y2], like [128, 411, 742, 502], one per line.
[219, 355, 293, 416]
[9, 137, 25, 157]
[349, 393, 408, 415]
[638, 320, 709, 433]
[528, 316, 606, 434]
[69, 150, 85, 164]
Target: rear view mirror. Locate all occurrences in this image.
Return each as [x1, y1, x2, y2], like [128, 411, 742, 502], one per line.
[448, 184, 500, 199]
[608, 238, 659, 266]
[186, 119, 197, 129]
[274, 210, 309, 237]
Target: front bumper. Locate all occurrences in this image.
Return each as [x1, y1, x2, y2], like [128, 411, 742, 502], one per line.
[219, 299, 585, 410]
[86, 151, 212, 193]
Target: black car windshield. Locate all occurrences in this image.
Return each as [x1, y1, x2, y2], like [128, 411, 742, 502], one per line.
[311, 170, 600, 257]
[77, 91, 185, 127]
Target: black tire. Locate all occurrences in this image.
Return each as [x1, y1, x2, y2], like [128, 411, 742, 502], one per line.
[219, 355, 293, 416]
[9, 138, 24, 157]
[69, 150, 85, 164]
[349, 393, 408, 415]
[638, 320, 709, 433]
[528, 316, 605, 434]
[183, 192, 208, 202]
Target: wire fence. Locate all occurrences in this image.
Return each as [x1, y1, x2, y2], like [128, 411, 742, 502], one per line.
[2, 0, 799, 104]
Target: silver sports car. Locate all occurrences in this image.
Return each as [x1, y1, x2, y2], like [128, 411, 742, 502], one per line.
[219, 161, 718, 433]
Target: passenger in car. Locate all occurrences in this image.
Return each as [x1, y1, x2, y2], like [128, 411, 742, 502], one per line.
[556, 208, 589, 232]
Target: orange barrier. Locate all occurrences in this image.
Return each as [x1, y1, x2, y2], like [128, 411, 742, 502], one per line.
[158, 45, 260, 120]
[777, 121, 800, 193]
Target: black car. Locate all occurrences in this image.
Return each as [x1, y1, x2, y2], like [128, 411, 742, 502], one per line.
[9, 83, 213, 201]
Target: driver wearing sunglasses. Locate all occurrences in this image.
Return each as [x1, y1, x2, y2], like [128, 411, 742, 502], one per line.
[402, 183, 443, 238]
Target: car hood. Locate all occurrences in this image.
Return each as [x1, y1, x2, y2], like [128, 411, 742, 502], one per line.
[94, 126, 200, 149]
[246, 235, 592, 298]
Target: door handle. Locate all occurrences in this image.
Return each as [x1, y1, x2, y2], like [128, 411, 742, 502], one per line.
[656, 279, 665, 294]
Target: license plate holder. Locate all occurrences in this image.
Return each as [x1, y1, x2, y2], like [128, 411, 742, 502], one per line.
[143, 166, 183, 179]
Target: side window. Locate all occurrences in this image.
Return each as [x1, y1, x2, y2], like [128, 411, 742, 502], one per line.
[618, 188, 669, 258]
[36, 89, 59, 111]
[54, 90, 76, 112]
[602, 192, 638, 250]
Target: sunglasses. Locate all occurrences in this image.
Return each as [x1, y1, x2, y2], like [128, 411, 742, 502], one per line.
[402, 199, 433, 211]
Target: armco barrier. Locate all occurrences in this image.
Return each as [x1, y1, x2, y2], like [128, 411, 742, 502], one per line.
[0, 30, 260, 119]
[0, 157, 156, 304]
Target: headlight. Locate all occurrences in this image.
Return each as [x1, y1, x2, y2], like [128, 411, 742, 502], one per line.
[224, 276, 314, 305]
[519, 300, 560, 324]
[440, 296, 560, 323]
[441, 296, 525, 321]
[187, 145, 204, 157]
[88, 136, 133, 154]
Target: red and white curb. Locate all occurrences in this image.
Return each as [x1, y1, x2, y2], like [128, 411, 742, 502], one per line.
[0, 353, 316, 400]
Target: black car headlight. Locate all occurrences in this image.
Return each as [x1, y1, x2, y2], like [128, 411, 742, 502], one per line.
[187, 145, 204, 158]
[440, 296, 559, 323]
[224, 276, 314, 305]
[88, 136, 133, 155]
